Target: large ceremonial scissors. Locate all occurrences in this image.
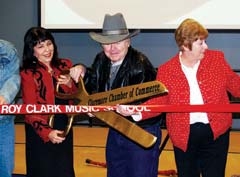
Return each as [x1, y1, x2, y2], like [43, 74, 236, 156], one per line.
[51, 73, 167, 148]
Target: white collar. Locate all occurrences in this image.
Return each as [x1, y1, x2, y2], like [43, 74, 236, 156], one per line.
[111, 58, 124, 66]
[179, 52, 200, 71]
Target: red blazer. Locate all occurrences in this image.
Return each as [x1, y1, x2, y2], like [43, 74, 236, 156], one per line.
[142, 50, 240, 151]
[20, 58, 77, 142]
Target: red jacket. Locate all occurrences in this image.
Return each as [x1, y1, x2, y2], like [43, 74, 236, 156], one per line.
[20, 58, 77, 142]
[142, 50, 240, 151]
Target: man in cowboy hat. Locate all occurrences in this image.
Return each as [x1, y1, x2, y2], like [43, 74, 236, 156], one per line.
[70, 13, 162, 177]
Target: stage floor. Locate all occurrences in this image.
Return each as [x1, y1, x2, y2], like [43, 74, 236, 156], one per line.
[14, 124, 240, 177]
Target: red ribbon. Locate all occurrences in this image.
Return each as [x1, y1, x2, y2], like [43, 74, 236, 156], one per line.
[0, 104, 240, 114]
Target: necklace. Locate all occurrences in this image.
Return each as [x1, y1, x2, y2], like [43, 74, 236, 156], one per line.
[48, 67, 54, 75]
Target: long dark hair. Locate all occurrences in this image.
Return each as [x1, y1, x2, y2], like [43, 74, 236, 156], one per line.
[21, 27, 61, 71]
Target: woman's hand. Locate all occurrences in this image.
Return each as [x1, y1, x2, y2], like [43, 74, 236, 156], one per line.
[48, 130, 66, 144]
[58, 74, 72, 87]
[70, 65, 86, 83]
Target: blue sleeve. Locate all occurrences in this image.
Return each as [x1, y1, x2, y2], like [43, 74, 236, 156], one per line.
[0, 40, 21, 104]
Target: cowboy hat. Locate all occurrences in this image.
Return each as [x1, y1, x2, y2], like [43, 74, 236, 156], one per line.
[89, 13, 140, 44]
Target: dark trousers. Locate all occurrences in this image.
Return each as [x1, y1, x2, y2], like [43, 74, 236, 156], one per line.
[25, 116, 75, 177]
[106, 124, 161, 177]
[173, 123, 230, 177]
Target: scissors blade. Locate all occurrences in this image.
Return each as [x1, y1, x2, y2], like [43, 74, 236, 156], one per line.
[92, 111, 157, 148]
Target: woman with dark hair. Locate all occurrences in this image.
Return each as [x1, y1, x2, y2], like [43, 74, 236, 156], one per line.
[20, 27, 77, 177]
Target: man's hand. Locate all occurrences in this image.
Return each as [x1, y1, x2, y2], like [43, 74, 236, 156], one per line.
[116, 105, 137, 116]
[0, 95, 7, 105]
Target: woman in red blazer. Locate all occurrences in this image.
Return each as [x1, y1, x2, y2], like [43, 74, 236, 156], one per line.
[20, 27, 77, 177]
[118, 18, 240, 177]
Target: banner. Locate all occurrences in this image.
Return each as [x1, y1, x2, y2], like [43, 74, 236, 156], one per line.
[1, 104, 240, 115]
